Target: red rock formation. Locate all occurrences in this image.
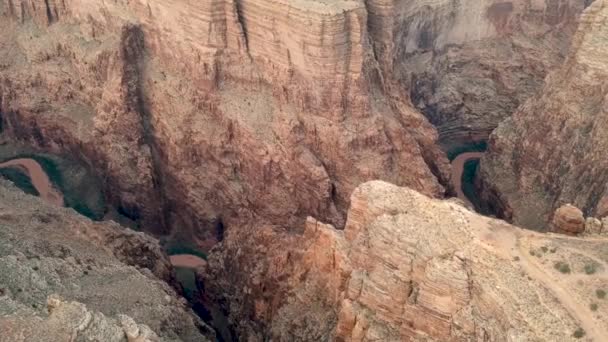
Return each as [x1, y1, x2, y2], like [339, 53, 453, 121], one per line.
[203, 181, 608, 340]
[478, 0, 608, 230]
[0, 0, 449, 242]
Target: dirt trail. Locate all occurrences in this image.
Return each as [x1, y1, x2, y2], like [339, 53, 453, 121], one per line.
[517, 242, 607, 341]
[477, 221, 607, 341]
[170, 254, 207, 269]
[0, 158, 64, 206]
[451, 152, 484, 207]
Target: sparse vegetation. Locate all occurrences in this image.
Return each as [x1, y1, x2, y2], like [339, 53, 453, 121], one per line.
[590, 303, 599, 311]
[584, 263, 598, 275]
[554, 261, 571, 274]
[596, 289, 606, 299]
[573, 327, 586, 339]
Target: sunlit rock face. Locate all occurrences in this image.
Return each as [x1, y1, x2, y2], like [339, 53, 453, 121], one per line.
[203, 181, 608, 340]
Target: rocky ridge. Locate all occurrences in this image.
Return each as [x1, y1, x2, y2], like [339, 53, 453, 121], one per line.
[203, 181, 608, 341]
[478, 0, 608, 230]
[0, 179, 214, 341]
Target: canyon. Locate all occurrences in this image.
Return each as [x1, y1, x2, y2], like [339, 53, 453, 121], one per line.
[1, 0, 608, 340]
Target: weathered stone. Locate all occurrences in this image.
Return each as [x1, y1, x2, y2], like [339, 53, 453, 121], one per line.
[585, 217, 603, 235]
[204, 181, 608, 340]
[551, 204, 585, 235]
[0, 180, 214, 342]
[479, 0, 608, 230]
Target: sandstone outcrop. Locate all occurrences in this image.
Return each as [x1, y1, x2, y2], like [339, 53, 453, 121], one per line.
[551, 204, 585, 235]
[0, 0, 449, 245]
[478, 0, 608, 230]
[2, 295, 160, 342]
[0, 179, 214, 341]
[203, 181, 608, 340]
[584, 217, 603, 235]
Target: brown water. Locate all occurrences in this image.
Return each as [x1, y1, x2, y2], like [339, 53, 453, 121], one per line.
[170, 254, 207, 269]
[451, 152, 484, 207]
[0, 158, 64, 206]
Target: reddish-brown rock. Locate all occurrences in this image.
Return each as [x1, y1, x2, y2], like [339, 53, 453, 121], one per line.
[478, 0, 608, 230]
[551, 204, 585, 235]
[0, 0, 449, 243]
[203, 181, 608, 341]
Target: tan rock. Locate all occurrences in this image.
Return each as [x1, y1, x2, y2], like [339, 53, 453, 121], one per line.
[205, 181, 608, 341]
[0, 180, 214, 341]
[585, 217, 603, 235]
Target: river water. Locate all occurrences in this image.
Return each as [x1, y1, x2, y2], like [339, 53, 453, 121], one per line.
[0, 158, 64, 206]
[450, 151, 484, 208]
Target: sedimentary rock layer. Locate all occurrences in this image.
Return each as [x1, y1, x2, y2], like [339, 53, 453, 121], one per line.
[203, 181, 608, 340]
[0, 0, 448, 242]
[478, 0, 608, 230]
[396, 0, 589, 146]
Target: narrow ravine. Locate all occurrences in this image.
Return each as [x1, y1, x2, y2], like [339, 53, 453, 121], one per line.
[0, 158, 63, 206]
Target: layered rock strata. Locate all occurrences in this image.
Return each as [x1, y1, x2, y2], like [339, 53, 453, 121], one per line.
[0, 0, 448, 243]
[0, 179, 214, 341]
[203, 181, 608, 340]
[385, 0, 589, 146]
[478, 0, 608, 230]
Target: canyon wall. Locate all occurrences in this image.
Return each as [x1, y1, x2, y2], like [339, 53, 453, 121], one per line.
[0, 0, 448, 244]
[478, 0, 608, 230]
[390, 0, 590, 146]
[0, 179, 215, 341]
[203, 181, 608, 340]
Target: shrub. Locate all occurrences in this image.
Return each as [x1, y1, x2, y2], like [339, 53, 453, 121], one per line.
[573, 328, 585, 339]
[590, 303, 599, 311]
[529, 249, 536, 256]
[541, 246, 548, 253]
[554, 261, 571, 274]
[584, 263, 598, 275]
[596, 289, 606, 299]
[550, 247, 557, 253]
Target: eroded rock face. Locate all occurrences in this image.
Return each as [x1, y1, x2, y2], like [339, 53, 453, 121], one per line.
[551, 204, 585, 235]
[0, 0, 448, 245]
[203, 181, 608, 341]
[398, 0, 590, 146]
[0, 180, 214, 341]
[478, 0, 608, 230]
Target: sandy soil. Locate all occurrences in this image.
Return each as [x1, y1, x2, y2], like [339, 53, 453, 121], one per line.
[170, 254, 207, 269]
[451, 152, 484, 207]
[0, 158, 64, 206]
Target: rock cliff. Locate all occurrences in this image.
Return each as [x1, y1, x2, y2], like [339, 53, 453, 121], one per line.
[0, 179, 214, 341]
[203, 181, 608, 340]
[401, 0, 590, 146]
[0, 0, 448, 244]
[478, 0, 608, 230]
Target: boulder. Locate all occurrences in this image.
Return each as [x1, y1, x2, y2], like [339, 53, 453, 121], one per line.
[551, 204, 585, 235]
